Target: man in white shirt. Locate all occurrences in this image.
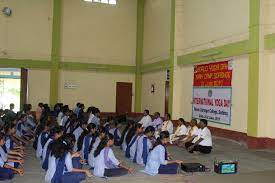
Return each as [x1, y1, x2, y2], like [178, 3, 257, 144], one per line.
[138, 110, 152, 128]
[185, 119, 212, 154]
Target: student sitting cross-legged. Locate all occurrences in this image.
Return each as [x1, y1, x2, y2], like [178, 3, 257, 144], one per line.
[109, 122, 121, 146]
[185, 119, 212, 154]
[93, 133, 134, 178]
[0, 132, 24, 180]
[143, 131, 183, 176]
[120, 120, 135, 152]
[134, 126, 155, 166]
[45, 134, 92, 183]
[80, 123, 97, 161]
[170, 118, 189, 145]
[125, 123, 143, 160]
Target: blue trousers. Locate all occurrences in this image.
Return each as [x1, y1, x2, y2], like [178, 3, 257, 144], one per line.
[104, 168, 128, 177]
[0, 167, 14, 181]
[62, 172, 86, 183]
[158, 163, 179, 174]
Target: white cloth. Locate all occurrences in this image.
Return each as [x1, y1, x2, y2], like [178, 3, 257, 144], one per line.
[94, 148, 120, 177]
[45, 153, 73, 183]
[42, 138, 53, 163]
[57, 112, 64, 126]
[192, 127, 212, 146]
[136, 135, 152, 166]
[36, 133, 43, 158]
[109, 128, 121, 138]
[144, 145, 167, 176]
[138, 115, 152, 128]
[73, 127, 83, 152]
[161, 120, 174, 135]
[121, 131, 129, 152]
[88, 137, 101, 168]
[170, 125, 188, 143]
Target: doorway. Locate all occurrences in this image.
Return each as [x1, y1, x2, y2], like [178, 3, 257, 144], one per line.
[116, 82, 132, 114]
[0, 68, 28, 112]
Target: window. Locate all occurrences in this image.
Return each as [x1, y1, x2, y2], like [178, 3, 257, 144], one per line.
[84, 0, 117, 5]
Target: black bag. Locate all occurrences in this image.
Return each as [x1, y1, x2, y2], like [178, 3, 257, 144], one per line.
[181, 163, 206, 172]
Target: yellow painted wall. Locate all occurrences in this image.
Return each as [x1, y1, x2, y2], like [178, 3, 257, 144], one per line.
[27, 69, 50, 107]
[141, 71, 166, 116]
[0, 0, 52, 60]
[59, 71, 135, 112]
[263, 0, 275, 35]
[173, 56, 249, 133]
[143, 0, 171, 64]
[175, 0, 249, 56]
[61, 0, 137, 66]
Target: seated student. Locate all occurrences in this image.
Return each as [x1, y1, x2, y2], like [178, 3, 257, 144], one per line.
[179, 119, 199, 144]
[93, 133, 134, 178]
[61, 108, 70, 127]
[80, 123, 97, 161]
[45, 134, 92, 183]
[134, 126, 155, 166]
[120, 121, 134, 152]
[109, 122, 121, 146]
[36, 121, 51, 159]
[72, 119, 88, 152]
[88, 108, 100, 126]
[0, 132, 24, 180]
[170, 118, 189, 144]
[88, 127, 108, 168]
[161, 114, 174, 135]
[185, 119, 212, 154]
[25, 108, 36, 131]
[3, 123, 24, 158]
[138, 110, 152, 128]
[16, 114, 34, 140]
[64, 113, 77, 134]
[0, 109, 5, 130]
[73, 102, 81, 118]
[144, 131, 182, 176]
[42, 126, 64, 170]
[151, 112, 163, 130]
[125, 124, 143, 160]
[104, 116, 114, 130]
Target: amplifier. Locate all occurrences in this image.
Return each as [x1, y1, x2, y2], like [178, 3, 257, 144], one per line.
[214, 161, 238, 174]
[181, 163, 206, 172]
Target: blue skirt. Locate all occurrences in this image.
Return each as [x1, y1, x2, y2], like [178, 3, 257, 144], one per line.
[0, 167, 14, 181]
[62, 172, 86, 183]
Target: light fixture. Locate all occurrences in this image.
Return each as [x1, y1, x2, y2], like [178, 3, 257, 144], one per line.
[151, 84, 155, 94]
[2, 7, 12, 17]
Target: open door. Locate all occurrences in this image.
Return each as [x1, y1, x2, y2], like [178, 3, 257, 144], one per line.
[20, 68, 28, 109]
[116, 82, 132, 115]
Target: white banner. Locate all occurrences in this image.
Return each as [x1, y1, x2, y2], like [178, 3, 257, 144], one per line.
[192, 88, 232, 124]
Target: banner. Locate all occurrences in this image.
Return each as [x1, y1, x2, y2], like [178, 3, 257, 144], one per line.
[194, 61, 232, 87]
[192, 88, 232, 124]
[192, 60, 233, 125]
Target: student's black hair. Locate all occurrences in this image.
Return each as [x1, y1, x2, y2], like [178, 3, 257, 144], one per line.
[4, 122, 16, 134]
[79, 104, 84, 108]
[38, 102, 44, 107]
[76, 102, 81, 107]
[144, 126, 155, 135]
[144, 109, 149, 114]
[178, 118, 185, 123]
[200, 119, 208, 126]
[50, 134, 74, 159]
[153, 131, 170, 149]
[94, 133, 114, 157]
[88, 127, 107, 152]
[77, 123, 96, 151]
[119, 120, 134, 145]
[0, 132, 5, 140]
[86, 106, 94, 114]
[50, 125, 63, 136]
[166, 113, 171, 120]
[126, 123, 142, 145]
[19, 113, 27, 120]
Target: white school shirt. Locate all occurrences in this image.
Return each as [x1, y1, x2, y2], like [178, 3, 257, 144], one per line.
[0, 146, 14, 167]
[161, 120, 174, 135]
[61, 115, 69, 127]
[87, 113, 94, 124]
[57, 112, 64, 126]
[121, 131, 129, 152]
[109, 128, 121, 139]
[139, 115, 152, 128]
[73, 127, 83, 152]
[129, 135, 141, 160]
[5, 136, 12, 153]
[45, 153, 73, 183]
[88, 137, 101, 167]
[192, 127, 212, 146]
[175, 125, 188, 136]
[36, 133, 43, 158]
[136, 135, 152, 166]
[94, 148, 120, 178]
[144, 145, 167, 176]
[42, 138, 53, 163]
